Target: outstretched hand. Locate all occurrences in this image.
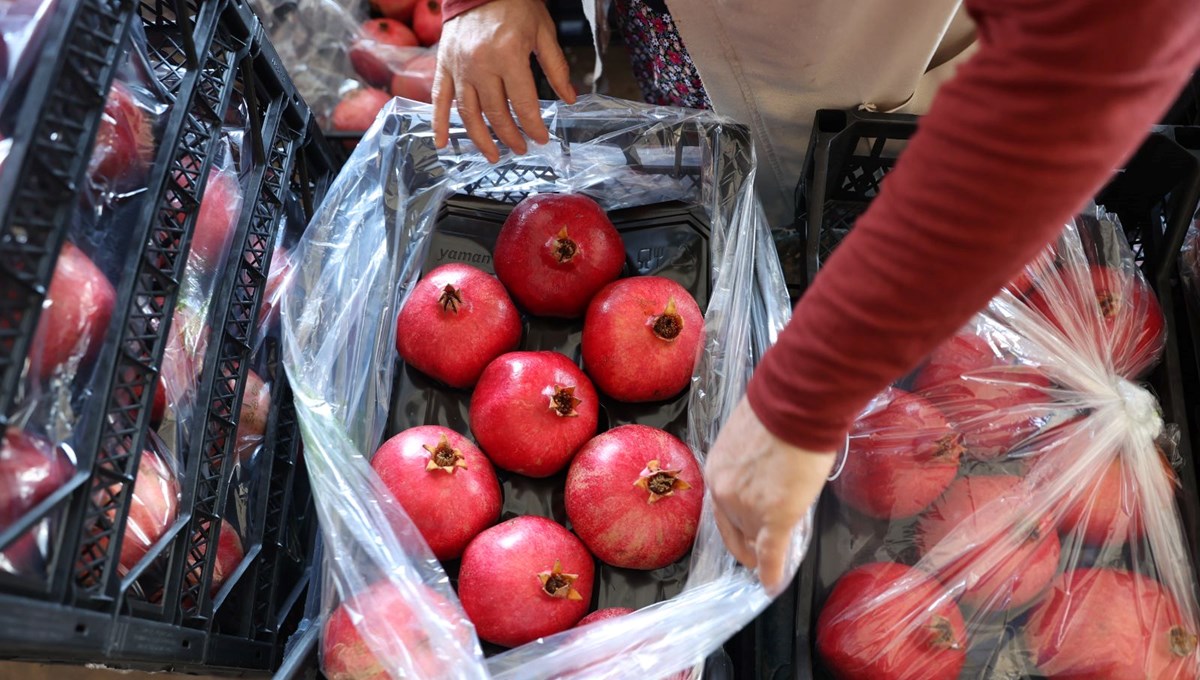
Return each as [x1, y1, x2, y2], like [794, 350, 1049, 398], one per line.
[705, 397, 836, 595]
[432, 0, 576, 162]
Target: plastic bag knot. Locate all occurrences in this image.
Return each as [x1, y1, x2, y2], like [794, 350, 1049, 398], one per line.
[1115, 379, 1163, 442]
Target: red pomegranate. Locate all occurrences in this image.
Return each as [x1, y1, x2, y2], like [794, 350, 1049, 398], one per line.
[0, 429, 73, 526]
[1058, 453, 1174, 546]
[493, 194, 625, 319]
[331, 87, 392, 132]
[817, 562, 967, 680]
[458, 516, 595, 647]
[371, 426, 501, 560]
[575, 608, 635, 627]
[323, 580, 471, 680]
[390, 53, 437, 104]
[912, 330, 1009, 393]
[1027, 264, 1165, 378]
[582, 276, 704, 403]
[369, 0, 419, 22]
[157, 306, 210, 418]
[235, 370, 271, 463]
[258, 246, 293, 326]
[88, 80, 153, 186]
[349, 19, 419, 87]
[1026, 568, 1199, 680]
[565, 425, 703, 570]
[395, 263, 522, 389]
[28, 242, 116, 381]
[918, 367, 1054, 459]
[469, 352, 599, 477]
[189, 166, 244, 268]
[186, 519, 245, 596]
[109, 449, 180, 574]
[412, 0, 442, 46]
[915, 475, 1060, 612]
[831, 388, 963, 519]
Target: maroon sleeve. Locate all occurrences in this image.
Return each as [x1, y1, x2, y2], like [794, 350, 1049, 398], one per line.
[745, 0, 1200, 452]
[442, 0, 497, 21]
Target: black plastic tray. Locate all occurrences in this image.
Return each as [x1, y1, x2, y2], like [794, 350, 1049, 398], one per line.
[774, 109, 1200, 680]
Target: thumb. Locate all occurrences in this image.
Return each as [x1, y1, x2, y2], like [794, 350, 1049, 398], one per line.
[754, 524, 794, 597]
[535, 25, 576, 104]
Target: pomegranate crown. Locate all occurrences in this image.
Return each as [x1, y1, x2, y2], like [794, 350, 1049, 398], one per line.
[634, 459, 692, 503]
[537, 560, 583, 600]
[423, 434, 467, 473]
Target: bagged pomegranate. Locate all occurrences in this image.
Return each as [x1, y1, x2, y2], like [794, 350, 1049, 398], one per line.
[280, 96, 800, 678]
[814, 207, 1200, 680]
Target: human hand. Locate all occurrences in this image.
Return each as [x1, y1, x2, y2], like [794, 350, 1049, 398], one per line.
[705, 397, 836, 595]
[432, 0, 576, 162]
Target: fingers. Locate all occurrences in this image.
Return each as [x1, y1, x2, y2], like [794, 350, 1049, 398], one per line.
[431, 60, 455, 149]
[754, 525, 794, 596]
[477, 75, 527, 156]
[505, 68, 549, 146]
[457, 86, 500, 163]
[713, 503, 756, 568]
[535, 24, 576, 104]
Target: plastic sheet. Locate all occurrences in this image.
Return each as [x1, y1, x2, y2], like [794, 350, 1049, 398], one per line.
[0, 0, 58, 123]
[280, 95, 802, 678]
[815, 207, 1200, 680]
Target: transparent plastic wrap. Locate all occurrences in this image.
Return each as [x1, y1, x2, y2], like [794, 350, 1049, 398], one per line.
[814, 207, 1200, 680]
[251, 0, 438, 128]
[0, 0, 58, 123]
[280, 95, 802, 678]
[1183, 216, 1200, 296]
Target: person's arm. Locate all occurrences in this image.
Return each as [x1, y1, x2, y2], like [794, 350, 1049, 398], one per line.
[709, 0, 1200, 593]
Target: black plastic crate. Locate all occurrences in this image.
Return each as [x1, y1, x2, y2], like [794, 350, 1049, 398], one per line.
[0, 0, 334, 673]
[767, 109, 1200, 680]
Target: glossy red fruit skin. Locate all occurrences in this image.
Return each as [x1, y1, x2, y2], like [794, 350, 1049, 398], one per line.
[916, 475, 1060, 612]
[1026, 568, 1199, 680]
[258, 246, 292, 326]
[1057, 454, 1174, 546]
[189, 167, 244, 268]
[234, 370, 271, 463]
[831, 389, 963, 519]
[371, 426, 501, 560]
[187, 519, 244, 596]
[575, 607, 635, 628]
[349, 19, 419, 87]
[0, 429, 73, 526]
[565, 425, 703, 570]
[494, 194, 625, 319]
[817, 562, 968, 680]
[331, 87, 392, 132]
[458, 516, 595, 648]
[412, 0, 442, 46]
[29, 242, 116, 381]
[581, 276, 704, 403]
[89, 81, 153, 185]
[389, 53, 437, 104]
[112, 450, 180, 574]
[1027, 264, 1165, 379]
[323, 581, 470, 680]
[370, 0, 419, 22]
[395, 263, 522, 389]
[912, 331, 1009, 393]
[469, 351, 598, 477]
[917, 367, 1054, 459]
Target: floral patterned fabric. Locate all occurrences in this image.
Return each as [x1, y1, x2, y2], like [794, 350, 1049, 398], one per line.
[613, 0, 711, 110]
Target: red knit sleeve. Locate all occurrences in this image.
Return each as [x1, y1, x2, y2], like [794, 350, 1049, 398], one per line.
[745, 0, 1200, 452]
[442, 0, 497, 21]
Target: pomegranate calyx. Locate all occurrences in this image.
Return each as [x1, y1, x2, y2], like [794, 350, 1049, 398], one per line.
[1096, 291, 1119, 320]
[651, 298, 684, 341]
[933, 434, 965, 461]
[537, 560, 583, 600]
[423, 434, 467, 473]
[551, 227, 578, 263]
[633, 459, 692, 503]
[546, 385, 582, 417]
[1170, 626, 1199, 657]
[439, 284, 464, 313]
[925, 615, 963, 651]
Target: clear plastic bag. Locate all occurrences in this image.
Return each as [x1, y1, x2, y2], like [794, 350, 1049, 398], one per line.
[0, 0, 59, 122]
[280, 95, 803, 678]
[815, 207, 1200, 680]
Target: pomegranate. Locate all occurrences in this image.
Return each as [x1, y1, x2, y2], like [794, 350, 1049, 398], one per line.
[912, 330, 1009, 393]
[390, 53, 437, 104]
[915, 475, 1060, 612]
[1027, 264, 1165, 378]
[581, 276, 704, 402]
[349, 19, 419, 87]
[323, 580, 470, 680]
[817, 562, 967, 680]
[458, 516, 595, 647]
[831, 388, 963, 519]
[412, 0, 443, 45]
[469, 351, 599, 477]
[1058, 453, 1174, 546]
[235, 370, 271, 463]
[0, 429, 73, 526]
[157, 306, 210, 419]
[107, 449, 180, 574]
[917, 367, 1054, 459]
[332, 87, 392, 132]
[258, 246, 293, 326]
[188, 166, 245, 268]
[28, 242, 116, 381]
[371, 426, 501, 560]
[88, 80, 153, 186]
[369, 0, 419, 22]
[395, 263, 521, 389]
[493, 194, 625, 318]
[186, 519, 244, 596]
[1026, 568, 1199, 679]
[565, 424, 703, 569]
[575, 608, 635, 628]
